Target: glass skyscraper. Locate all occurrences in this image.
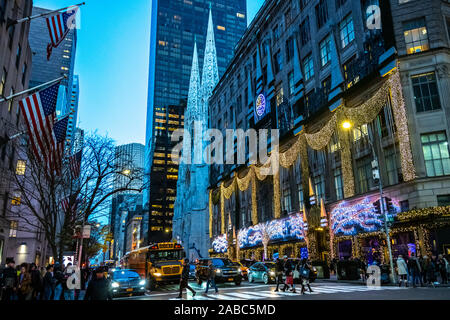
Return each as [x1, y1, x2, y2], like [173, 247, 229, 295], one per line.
[144, 0, 248, 230]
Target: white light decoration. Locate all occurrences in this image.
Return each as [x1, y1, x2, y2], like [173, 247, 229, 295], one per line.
[330, 196, 400, 236]
[212, 234, 228, 253]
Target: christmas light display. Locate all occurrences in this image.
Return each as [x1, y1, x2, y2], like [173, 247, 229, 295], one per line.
[212, 234, 228, 253]
[330, 196, 400, 236]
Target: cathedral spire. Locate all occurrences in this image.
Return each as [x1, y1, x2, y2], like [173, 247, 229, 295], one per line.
[187, 41, 201, 121]
[201, 7, 219, 112]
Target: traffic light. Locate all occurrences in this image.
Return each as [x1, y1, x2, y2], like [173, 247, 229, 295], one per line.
[371, 160, 380, 185]
[373, 199, 381, 215]
[385, 197, 394, 214]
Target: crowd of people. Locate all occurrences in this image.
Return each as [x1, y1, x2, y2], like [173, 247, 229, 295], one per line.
[396, 253, 449, 287]
[0, 257, 101, 301]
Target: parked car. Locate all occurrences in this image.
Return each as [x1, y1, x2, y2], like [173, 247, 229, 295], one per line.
[248, 262, 277, 284]
[110, 269, 146, 297]
[195, 258, 242, 286]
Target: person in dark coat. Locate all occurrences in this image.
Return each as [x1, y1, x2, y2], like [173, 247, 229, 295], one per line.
[43, 265, 56, 300]
[274, 258, 284, 292]
[299, 258, 313, 294]
[204, 260, 218, 294]
[84, 267, 112, 301]
[30, 263, 43, 300]
[407, 252, 423, 287]
[177, 259, 196, 299]
[1, 258, 18, 301]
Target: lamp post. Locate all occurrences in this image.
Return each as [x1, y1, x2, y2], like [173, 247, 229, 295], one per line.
[342, 121, 396, 284]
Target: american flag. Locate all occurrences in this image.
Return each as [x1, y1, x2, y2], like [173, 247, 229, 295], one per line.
[19, 84, 59, 163]
[46, 8, 78, 60]
[61, 195, 81, 221]
[69, 150, 82, 179]
[51, 115, 69, 173]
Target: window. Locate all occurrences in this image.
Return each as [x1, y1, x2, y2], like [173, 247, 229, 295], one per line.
[298, 183, 304, 211]
[400, 200, 409, 212]
[340, 14, 355, 48]
[319, 35, 331, 66]
[315, 0, 328, 29]
[322, 76, 331, 97]
[314, 175, 325, 201]
[403, 18, 429, 54]
[273, 25, 280, 42]
[421, 132, 450, 177]
[299, 17, 311, 46]
[9, 221, 18, 238]
[437, 195, 450, 207]
[275, 51, 283, 73]
[303, 55, 314, 81]
[286, 37, 294, 62]
[356, 156, 373, 194]
[22, 63, 27, 86]
[276, 83, 284, 107]
[334, 168, 344, 201]
[336, 0, 346, 8]
[384, 146, 400, 185]
[352, 124, 369, 142]
[282, 187, 292, 213]
[411, 72, 441, 113]
[15, 160, 26, 175]
[11, 192, 21, 206]
[16, 44, 21, 69]
[288, 72, 295, 96]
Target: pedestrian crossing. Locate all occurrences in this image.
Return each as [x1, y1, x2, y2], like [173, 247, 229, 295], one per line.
[169, 285, 408, 300]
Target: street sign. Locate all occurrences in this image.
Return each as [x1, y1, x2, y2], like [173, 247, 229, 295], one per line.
[82, 225, 91, 238]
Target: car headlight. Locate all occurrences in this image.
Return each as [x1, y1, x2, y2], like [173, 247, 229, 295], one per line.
[215, 269, 221, 273]
[111, 282, 120, 288]
[313, 267, 317, 272]
[269, 271, 275, 276]
[139, 280, 146, 286]
[153, 272, 162, 277]
[237, 268, 241, 272]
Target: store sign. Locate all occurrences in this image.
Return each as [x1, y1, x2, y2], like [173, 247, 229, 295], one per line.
[330, 195, 400, 236]
[254, 93, 270, 123]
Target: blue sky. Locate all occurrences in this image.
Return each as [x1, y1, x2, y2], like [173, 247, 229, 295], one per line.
[34, 0, 265, 146]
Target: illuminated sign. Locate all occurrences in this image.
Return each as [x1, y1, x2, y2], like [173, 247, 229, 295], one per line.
[254, 93, 270, 123]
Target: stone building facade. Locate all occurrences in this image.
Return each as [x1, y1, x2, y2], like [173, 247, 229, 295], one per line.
[207, 0, 450, 264]
[0, 0, 33, 266]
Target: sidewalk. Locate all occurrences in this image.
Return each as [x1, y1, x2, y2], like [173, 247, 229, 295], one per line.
[316, 274, 450, 287]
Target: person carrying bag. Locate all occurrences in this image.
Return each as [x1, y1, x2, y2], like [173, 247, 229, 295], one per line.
[299, 258, 313, 295]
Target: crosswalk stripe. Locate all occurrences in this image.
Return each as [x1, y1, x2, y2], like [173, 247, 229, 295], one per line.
[313, 287, 347, 293]
[212, 294, 245, 300]
[224, 292, 262, 299]
[241, 291, 280, 298]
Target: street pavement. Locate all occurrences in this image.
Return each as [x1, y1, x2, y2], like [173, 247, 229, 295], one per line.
[114, 280, 450, 300]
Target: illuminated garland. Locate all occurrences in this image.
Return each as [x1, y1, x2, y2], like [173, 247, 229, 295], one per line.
[337, 111, 356, 198]
[209, 189, 213, 238]
[279, 136, 302, 168]
[273, 169, 281, 219]
[396, 205, 450, 221]
[305, 113, 337, 150]
[389, 71, 416, 181]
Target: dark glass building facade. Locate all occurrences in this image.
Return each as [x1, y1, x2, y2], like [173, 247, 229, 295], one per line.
[144, 0, 248, 243]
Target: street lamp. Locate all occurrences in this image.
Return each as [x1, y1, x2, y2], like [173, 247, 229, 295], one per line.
[342, 120, 397, 284]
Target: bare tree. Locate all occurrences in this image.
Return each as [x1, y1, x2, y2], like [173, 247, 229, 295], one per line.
[4, 130, 145, 263]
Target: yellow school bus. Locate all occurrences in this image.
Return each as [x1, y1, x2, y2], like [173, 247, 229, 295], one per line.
[121, 242, 185, 290]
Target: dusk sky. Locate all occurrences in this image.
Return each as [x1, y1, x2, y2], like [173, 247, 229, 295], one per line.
[33, 0, 265, 146]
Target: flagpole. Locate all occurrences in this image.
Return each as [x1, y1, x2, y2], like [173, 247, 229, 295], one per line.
[8, 3, 86, 26]
[0, 75, 67, 103]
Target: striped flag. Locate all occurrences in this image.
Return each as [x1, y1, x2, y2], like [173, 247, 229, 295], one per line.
[46, 7, 78, 60]
[69, 150, 82, 179]
[61, 195, 81, 222]
[51, 115, 69, 173]
[19, 84, 59, 164]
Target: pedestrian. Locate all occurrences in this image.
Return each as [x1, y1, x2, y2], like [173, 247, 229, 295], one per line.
[17, 263, 33, 301]
[396, 255, 408, 287]
[63, 263, 76, 300]
[1, 258, 18, 301]
[177, 258, 196, 299]
[436, 254, 448, 285]
[84, 267, 112, 301]
[178, 258, 196, 299]
[274, 258, 284, 292]
[281, 256, 292, 292]
[426, 256, 437, 286]
[407, 252, 423, 288]
[293, 260, 301, 291]
[204, 260, 218, 295]
[29, 263, 43, 300]
[299, 258, 313, 295]
[43, 265, 56, 300]
[52, 263, 65, 300]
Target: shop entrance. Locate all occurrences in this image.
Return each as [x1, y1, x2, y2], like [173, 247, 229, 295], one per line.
[392, 231, 416, 258]
[431, 226, 450, 256]
[361, 237, 383, 264]
[338, 240, 352, 260]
